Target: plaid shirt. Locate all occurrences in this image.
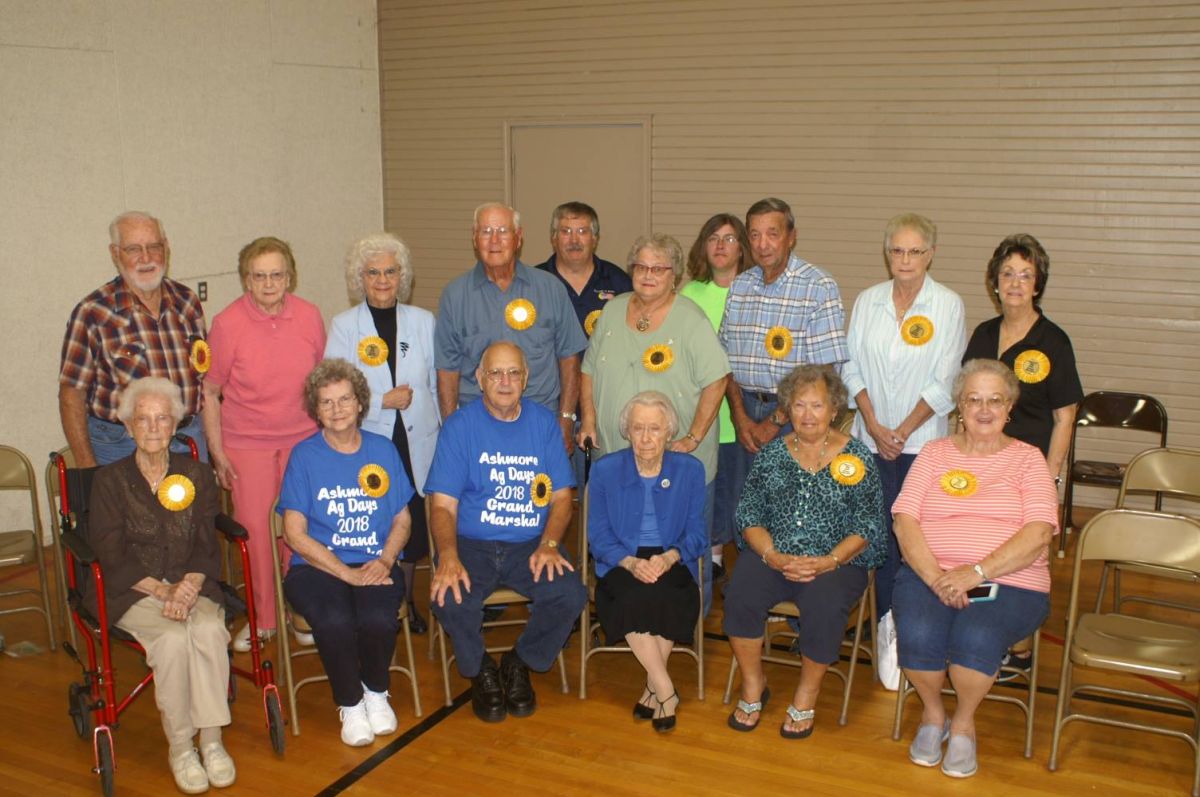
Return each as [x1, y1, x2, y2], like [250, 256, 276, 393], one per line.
[59, 276, 207, 420]
[718, 254, 848, 392]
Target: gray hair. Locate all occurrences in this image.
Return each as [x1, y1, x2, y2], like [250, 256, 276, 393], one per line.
[344, 232, 414, 304]
[953, 359, 1021, 406]
[746, 197, 795, 231]
[109, 211, 166, 246]
[303, 358, 371, 426]
[777, 364, 849, 417]
[549, 201, 599, 237]
[473, 201, 522, 232]
[626, 233, 685, 288]
[884, 213, 937, 251]
[116, 377, 185, 425]
[617, 390, 680, 441]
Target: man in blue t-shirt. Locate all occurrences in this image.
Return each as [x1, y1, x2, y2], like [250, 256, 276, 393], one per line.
[425, 341, 586, 723]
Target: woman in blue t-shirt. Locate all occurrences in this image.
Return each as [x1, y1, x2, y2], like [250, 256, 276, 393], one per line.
[277, 359, 415, 748]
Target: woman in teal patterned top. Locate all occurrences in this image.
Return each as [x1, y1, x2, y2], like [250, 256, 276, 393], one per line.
[723, 364, 886, 739]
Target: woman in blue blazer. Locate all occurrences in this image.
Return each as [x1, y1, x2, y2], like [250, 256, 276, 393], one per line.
[326, 233, 440, 630]
[587, 391, 707, 733]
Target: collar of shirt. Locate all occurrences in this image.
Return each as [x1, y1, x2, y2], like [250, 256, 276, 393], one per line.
[241, 290, 294, 321]
[470, 260, 531, 291]
[111, 276, 188, 319]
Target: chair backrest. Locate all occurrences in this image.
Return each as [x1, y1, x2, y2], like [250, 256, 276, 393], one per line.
[1116, 447, 1200, 506]
[1076, 509, 1200, 573]
[1074, 392, 1168, 439]
[0, 445, 37, 492]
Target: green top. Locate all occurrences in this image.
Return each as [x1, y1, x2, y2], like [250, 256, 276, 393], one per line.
[679, 280, 734, 443]
[582, 293, 731, 482]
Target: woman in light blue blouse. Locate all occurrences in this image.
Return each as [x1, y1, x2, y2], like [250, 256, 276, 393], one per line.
[723, 364, 886, 739]
[841, 213, 965, 617]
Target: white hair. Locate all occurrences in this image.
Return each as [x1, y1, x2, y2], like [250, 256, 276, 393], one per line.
[109, 211, 166, 246]
[343, 232, 415, 304]
[473, 201, 521, 231]
[116, 377, 186, 424]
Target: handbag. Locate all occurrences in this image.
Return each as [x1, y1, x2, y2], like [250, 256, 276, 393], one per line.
[876, 609, 900, 691]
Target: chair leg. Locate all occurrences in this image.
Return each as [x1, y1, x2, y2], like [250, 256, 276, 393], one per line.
[1049, 646, 1073, 770]
[401, 615, 422, 718]
[891, 671, 910, 741]
[578, 608, 590, 699]
[839, 587, 869, 726]
[557, 650, 569, 694]
[1023, 632, 1039, 759]
[33, 535, 56, 650]
[436, 619, 453, 708]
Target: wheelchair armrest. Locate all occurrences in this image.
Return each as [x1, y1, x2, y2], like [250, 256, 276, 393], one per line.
[61, 529, 98, 565]
[215, 513, 248, 541]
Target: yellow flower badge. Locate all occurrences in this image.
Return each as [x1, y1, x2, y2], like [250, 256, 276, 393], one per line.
[1013, 349, 1051, 384]
[901, 315, 934, 346]
[765, 326, 793, 359]
[357, 336, 388, 367]
[829, 454, 866, 486]
[642, 344, 674, 373]
[531, 473, 553, 507]
[157, 474, 196, 511]
[505, 298, 537, 331]
[940, 469, 978, 497]
[584, 309, 602, 337]
[189, 339, 211, 374]
[358, 464, 390, 498]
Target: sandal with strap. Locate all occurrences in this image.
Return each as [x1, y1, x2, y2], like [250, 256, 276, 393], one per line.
[652, 691, 679, 733]
[780, 704, 815, 739]
[727, 686, 771, 732]
[633, 684, 656, 720]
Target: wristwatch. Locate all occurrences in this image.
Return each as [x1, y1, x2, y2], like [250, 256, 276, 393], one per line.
[972, 563, 987, 580]
[560, 411, 577, 422]
[542, 539, 559, 549]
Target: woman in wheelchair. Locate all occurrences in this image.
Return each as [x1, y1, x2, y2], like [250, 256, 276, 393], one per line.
[891, 359, 1058, 778]
[723, 365, 886, 739]
[85, 377, 236, 794]
[277, 359, 414, 747]
[586, 391, 708, 732]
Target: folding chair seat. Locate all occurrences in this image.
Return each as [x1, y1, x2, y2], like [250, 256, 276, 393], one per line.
[0, 444, 56, 650]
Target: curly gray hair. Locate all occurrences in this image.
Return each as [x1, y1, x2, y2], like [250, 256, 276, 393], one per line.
[303, 358, 372, 426]
[617, 390, 680, 441]
[116, 377, 186, 425]
[776, 364, 849, 417]
[344, 233, 414, 304]
[627, 233, 685, 289]
[952, 359, 1020, 406]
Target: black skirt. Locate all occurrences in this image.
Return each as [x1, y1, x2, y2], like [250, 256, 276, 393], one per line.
[595, 546, 698, 646]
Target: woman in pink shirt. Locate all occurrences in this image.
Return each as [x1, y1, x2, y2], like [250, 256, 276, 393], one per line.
[201, 237, 327, 650]
[892, 358, 1057, 779]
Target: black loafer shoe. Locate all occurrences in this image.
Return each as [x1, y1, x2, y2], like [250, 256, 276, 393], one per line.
[499, 650, 537, 718]
[407, 603, 427, 635]
[471, 656, 506, 723]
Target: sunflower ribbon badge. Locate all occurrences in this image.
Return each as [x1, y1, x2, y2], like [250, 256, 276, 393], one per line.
[358, 336, 388, 367]
[764, 326, 793, 359]
[940, 469, 978, 497]
[531, 473, 553, 507]
[189, 339, 211, 374]
[583, 309, 602, 337]
[829, 454, 866, 486]
[157, 474, 196, 511]
[1013, 349, 1051, 384]
[358, 464, 390, 497]
[642, 343, 674, 373]
[505, 298, 537, 331]
[901, 315, 934, 346]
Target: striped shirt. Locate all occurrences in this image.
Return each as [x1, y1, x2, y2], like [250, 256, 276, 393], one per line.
[718, 254, 848, 392]
[59, 276, 207, 420]
[892, 437, 1059, 592]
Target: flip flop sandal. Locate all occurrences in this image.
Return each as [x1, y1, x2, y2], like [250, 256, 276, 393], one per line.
[780, 704, 815, 739]
[727, 686, 771, 732]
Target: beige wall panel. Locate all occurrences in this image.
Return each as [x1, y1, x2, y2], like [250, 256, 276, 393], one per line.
[380, 0, 1200, 510]
[269, 0, 378, 69]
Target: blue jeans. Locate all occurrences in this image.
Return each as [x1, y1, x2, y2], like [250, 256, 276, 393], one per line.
[710, 441, 740, 548]
[88, 414, 208, 464]
[725, 389, 792, 512]
[432, 536, 587, 678]
[701, 479, 715, 617]
[873, 453, 916, 618]
[892, 564, 1048, 676]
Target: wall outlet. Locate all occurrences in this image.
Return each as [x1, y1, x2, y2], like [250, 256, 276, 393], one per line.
[198, 281, 207, 301]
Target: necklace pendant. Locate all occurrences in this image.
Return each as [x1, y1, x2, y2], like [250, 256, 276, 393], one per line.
[636, 316, 650, 332]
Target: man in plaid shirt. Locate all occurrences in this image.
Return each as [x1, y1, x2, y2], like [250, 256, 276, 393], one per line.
[717, 198, 849, 500]
[58, 211, 209, 466]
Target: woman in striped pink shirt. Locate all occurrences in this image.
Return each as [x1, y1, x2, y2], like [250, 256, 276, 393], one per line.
[892, 358, 1058, 779]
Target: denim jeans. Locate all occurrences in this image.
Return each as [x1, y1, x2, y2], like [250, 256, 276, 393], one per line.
[724, 389, 792, 511]
[873, 452, 916, 618]
[88, 414, 209, 464]
[432, 536, 587, 678]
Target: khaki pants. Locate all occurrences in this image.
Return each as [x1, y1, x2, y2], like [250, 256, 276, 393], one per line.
[117, 595, 231, 746]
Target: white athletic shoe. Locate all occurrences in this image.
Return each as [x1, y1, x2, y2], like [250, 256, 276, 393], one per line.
[338, 700, 375, 747]
[362, 685, 398, 736]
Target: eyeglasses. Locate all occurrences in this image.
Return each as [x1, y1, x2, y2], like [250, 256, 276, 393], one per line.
[887, 247, 929, 260]
[477, 226, 514, 239]
[631, 263, 673, 278]
[998, 269, 1036, 283]
[317, 395, 358, 411]
[706, 234, 739, 246]
[556, 226, 592, 237]
[250, 271, 287, 284]
[961, 395, 1009, 411]
[483, 367, 525, 383]
[119, 243, 166, 259]
[366, 267, 400, 280]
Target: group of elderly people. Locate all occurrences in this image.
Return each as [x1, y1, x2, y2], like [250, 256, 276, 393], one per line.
[71, 199, 1080, 791]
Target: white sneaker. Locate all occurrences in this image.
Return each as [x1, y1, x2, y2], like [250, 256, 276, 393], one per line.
[231, 624, 276, 653]
[169, 747, 209, 794]
[338, 700, 374, 746]
[199, 741, 236, 788]
[293, 629, 315, 647]
[362, 685, 397, 736]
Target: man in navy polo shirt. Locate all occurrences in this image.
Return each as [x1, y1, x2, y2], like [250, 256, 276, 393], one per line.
[426, 341, 587, 722]
[535, 201, 632, 334]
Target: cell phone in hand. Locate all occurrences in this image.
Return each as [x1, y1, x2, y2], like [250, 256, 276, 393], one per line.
[967, 582, 998, 602]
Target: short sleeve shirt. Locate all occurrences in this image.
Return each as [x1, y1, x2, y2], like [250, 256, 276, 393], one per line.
[962, 313, 1084, 456]
[59, 277, 207, 419]
[424, 399, 575, 543]
[434, 262, 588, 411]
[679, 280, 735, 444]
[277, 430, 414, 567]
[535, 254, 633, 331]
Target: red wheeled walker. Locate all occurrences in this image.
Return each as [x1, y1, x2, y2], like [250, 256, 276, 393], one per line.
[53, 442, 285, 796]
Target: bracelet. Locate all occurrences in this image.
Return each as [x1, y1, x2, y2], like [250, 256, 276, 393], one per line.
[685, 432, 700, 444]
[761, 545, 775, 565]
[829, 552, 840, 569]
